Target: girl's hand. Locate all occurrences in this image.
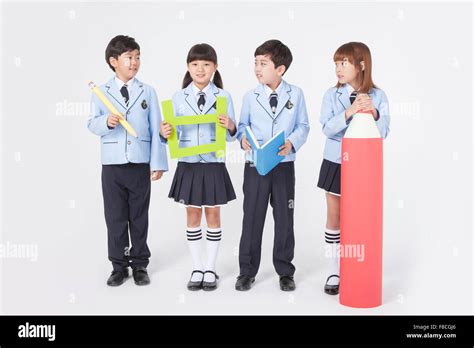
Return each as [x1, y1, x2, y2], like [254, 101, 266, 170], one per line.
[151, 170, 164, 181]
[160, 121, 173, 139]
[241, 135, 252, 152]
[218, 114, 236, 133]
[345, 94, 374, 119]
[356, 94, 378, 119]
[278, 140, 293, 156]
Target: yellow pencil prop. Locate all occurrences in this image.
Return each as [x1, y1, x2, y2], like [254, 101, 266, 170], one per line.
[88, 81, 138, 138]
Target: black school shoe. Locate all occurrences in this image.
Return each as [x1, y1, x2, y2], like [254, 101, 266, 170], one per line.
[187, 270, 204, 291]
[107, 269, 129, 286]
[132, 266, 150, 286]
[324, 275, 340, 295]
[235, 275, 255, 291]
[279, 275, 296, 291]
[202, 270, 219, 291]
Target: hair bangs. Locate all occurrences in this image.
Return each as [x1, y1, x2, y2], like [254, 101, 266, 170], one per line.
[186, 44, 218, 64]
[333, 43, 356, 64]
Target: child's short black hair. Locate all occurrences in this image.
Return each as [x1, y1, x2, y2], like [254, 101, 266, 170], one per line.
[254, 39, 293, 75]
[105, 35, 140, 72]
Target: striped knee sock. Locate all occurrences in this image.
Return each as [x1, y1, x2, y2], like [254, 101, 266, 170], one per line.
[204, 227, 222, 282]
[187, 227, 204, 282]
[325, 228, 340, 286]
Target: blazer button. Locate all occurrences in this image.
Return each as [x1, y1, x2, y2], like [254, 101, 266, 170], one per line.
[127, 140, 131, 145]
[199, 133, 203, 138]
[127, 111, 130, 115]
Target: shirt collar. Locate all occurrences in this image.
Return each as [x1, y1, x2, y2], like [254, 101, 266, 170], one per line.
[115, 76, 134, 92]
[192, 82, 212, 98]
[345, 83, 356, 95]
[263, 80, 284, 98]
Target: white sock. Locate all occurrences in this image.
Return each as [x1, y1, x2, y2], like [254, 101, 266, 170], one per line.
[325, 228, 340, 286]
[187, 226, 204, 282]
[204, 227, 222, 282]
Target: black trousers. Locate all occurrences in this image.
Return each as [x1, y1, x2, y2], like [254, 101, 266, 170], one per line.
[101, 163, 151, 271]
[239, 161, 295, 277]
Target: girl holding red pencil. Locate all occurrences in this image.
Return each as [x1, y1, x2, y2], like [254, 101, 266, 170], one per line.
[317, 42, 390, 295]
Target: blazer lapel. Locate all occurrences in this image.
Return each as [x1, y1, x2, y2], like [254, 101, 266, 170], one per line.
[105, 78, 127, 112]
[255, 84, 275, 120]
[183, 83, 200, 115]
[337, 85, 351, 110]
[274, 80, 291, 119]
[127, 78, 144, 111]
[203, 83, 218, 114]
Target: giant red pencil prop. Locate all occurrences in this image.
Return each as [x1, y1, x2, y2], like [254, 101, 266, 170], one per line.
[340, 111, 383, 308]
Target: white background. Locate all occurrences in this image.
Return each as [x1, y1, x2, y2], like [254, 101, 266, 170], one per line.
[0, 1, 472, 314]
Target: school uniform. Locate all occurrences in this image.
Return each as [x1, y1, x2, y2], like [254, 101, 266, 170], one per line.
[167, 82, 237, 208]
[317, 84, 390, 195]
[88, 77, 168, 272]
[236, 80, 310, 277]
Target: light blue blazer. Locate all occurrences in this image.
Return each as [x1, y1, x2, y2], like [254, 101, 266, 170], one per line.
[320, 85, 390, 164]
[87, 77, 169, 171]
[237, 80, 310, 162]
[164, 82, 237, 163]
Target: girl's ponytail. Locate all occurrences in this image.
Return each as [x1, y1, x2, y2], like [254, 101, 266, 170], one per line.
[182, 71, 193, 89]
[212, 70, 223, 89]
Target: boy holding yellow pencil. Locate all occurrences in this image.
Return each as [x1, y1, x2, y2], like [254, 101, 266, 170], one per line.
[87, 35, 168, 286]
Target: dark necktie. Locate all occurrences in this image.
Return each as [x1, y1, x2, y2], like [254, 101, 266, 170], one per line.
[269, 92, 278, 114]
[197, 92, 206, 112]
[349, 91, 357, 105]
[120, 85, 129, 106]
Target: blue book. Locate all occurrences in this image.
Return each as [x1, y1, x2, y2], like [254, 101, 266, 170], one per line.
[245, 126, 285, 176]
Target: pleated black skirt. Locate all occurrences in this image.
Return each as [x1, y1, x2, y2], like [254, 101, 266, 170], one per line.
[168, 162, 236, 207]
[317, 159, 341, 195]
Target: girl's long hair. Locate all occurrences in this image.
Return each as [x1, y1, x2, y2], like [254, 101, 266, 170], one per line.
[334, 42, 376, 93]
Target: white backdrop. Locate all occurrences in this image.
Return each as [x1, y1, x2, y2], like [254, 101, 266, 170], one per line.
[0, 0, 472, 314]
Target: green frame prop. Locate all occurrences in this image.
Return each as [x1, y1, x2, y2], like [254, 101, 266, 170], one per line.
[161, 96, 227, 159]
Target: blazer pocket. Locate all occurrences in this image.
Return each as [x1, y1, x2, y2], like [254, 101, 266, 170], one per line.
[328, 137, 341, 142]
[102, 141, 118, 144]
[179, 138, 191, 142]
[141, 139, 151, 143]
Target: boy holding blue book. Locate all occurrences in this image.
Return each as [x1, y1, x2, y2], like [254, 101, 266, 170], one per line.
[236, 39, 310, 291]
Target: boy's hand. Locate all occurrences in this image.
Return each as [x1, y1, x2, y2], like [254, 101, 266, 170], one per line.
[151, 170, 164, 181]
[107, 114, 121, 128]
[241, 135, 252, 152]
[278, 140, 293, 156]
[218, 114, 236, 133]
[160, 121, 173, 139]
